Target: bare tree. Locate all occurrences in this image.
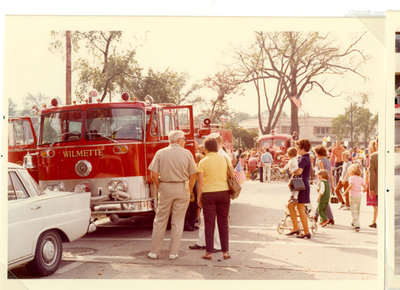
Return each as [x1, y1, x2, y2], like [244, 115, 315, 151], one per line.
[203, 70, 243, 123]
[233, 31, 369, 135]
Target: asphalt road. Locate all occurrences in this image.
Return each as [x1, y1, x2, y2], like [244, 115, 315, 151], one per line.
[7, 180, 379, 286]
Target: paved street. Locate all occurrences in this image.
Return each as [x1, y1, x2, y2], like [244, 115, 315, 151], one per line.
[8, 180, 378, 282]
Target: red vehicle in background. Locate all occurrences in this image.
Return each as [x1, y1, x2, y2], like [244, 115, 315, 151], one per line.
[8, 116, 40, 182]
[257, 131, 292, 167]
[194, 118, 233, 156]
[12, 94, 195, 223]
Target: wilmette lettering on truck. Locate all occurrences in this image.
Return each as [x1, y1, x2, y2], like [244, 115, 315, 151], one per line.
[62, 149, 104, 158]
[15, 94, 195, 223]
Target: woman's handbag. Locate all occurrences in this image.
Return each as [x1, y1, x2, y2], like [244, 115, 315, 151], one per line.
[289, 176, 306, 191]
[225, 158, 241, 200]
[330, 192, 339, 204]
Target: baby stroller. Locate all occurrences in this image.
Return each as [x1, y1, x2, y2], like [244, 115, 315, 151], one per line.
[277, 203, 318, 234]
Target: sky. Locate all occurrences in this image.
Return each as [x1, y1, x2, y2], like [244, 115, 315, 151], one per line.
[1, 15, 385, 120]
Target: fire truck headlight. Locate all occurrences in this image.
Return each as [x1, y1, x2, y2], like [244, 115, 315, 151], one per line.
[108, 180, 128, 192]
[116, 181, 128, 192]
[45, 182, 65, 191]
[108, 183, 116, 192]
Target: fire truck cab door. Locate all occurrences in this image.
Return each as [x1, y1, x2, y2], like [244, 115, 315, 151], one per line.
[8, 117, 39, 181]
[161, 105, 194, 154]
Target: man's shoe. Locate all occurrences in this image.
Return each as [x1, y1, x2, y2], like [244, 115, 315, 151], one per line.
[369, 223, 377, 228]
[328, 219, 335, 225]
[147, 252, 157, 259]
[189, 244, 206, 250]
[355, 227, 360, 232]
[169, 254, 178, 260]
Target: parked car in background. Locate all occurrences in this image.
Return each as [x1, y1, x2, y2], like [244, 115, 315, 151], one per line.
[7, 162, 96, 276]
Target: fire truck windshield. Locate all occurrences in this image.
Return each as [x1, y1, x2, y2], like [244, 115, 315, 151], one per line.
[41, 110, 83, 145]
[40, 108, 144, 145]
[85, 108, 144, 141]
[274, 139, 286, 147]
[259, 139, 272, 148]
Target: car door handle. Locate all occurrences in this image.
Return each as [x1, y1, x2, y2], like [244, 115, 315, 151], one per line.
[31, 205, 41, 210]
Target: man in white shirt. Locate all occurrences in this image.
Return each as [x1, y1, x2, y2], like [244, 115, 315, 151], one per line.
[261, 148, 274, 182]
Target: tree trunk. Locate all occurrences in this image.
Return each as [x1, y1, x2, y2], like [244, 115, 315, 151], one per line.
[66, 31, 71, 105]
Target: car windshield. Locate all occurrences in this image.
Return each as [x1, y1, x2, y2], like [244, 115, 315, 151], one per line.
[85, 108, 144, 141]
[20, 170, 45, 196]
[40, 110, 83, 145]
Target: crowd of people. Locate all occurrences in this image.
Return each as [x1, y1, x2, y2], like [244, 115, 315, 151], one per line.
[145, 129, 378, 259]
[285, 138, 379, 239]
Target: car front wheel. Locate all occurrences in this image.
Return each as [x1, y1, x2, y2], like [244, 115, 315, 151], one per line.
[27, 230, 62, 276]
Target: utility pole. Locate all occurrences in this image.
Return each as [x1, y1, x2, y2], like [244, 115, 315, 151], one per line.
[66, 31, 72, 105]
[350, 102, 353, 148]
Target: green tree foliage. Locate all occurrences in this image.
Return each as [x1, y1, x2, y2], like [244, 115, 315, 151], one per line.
[50, 30, 200, 105]
[226, 121, 259, 150]
[203, 70, 243, 123]
[129, 68, 202, 105]
[331, 96, 377, 147]
[8, 98, 18, 116]
[22, 93, 62, 115]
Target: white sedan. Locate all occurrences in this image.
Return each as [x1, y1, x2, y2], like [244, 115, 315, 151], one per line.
[7, 163, 96, 276]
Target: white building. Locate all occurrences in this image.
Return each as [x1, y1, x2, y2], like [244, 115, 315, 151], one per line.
[240, 116, 351, 147]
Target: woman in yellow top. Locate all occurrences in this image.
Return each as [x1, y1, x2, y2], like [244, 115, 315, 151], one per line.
[197, 137, 233, 260]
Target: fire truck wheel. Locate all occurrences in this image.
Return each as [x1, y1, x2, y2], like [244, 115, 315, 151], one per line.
[27, 230, 62, 276]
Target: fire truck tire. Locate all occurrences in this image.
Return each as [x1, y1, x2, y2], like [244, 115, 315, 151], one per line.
[27, 230, 62, 276]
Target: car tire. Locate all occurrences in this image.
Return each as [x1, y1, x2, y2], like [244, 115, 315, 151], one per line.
[27, 230, 62, 276]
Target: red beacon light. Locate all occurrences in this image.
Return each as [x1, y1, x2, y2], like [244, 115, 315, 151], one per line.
[73, 100, 76, 105]
[51, 98, 58, 107]
[97, 98, 101, 103]
[121, 92, 130, 101]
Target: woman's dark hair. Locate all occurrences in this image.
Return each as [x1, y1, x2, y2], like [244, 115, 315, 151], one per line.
[204, 137, 218, 153]
[296, 138, 312, 152]
[314, 145, 328, 157]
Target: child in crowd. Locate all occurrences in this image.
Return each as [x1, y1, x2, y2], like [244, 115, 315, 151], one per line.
[335, 151, 352, 209]
[281, 147, 299, 202]
[342, 164, 367, 232]
[316, 169, 331, 227]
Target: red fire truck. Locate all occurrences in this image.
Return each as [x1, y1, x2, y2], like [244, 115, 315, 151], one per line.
[257, 132, 292, 167]
[194, 118, 233, 155]
[15, 94, 195, 222]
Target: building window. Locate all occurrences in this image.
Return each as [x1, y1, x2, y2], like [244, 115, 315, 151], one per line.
[280, 126, 291, 134]
[314, 127, 330, 135]
[396, 32, 400, 53]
